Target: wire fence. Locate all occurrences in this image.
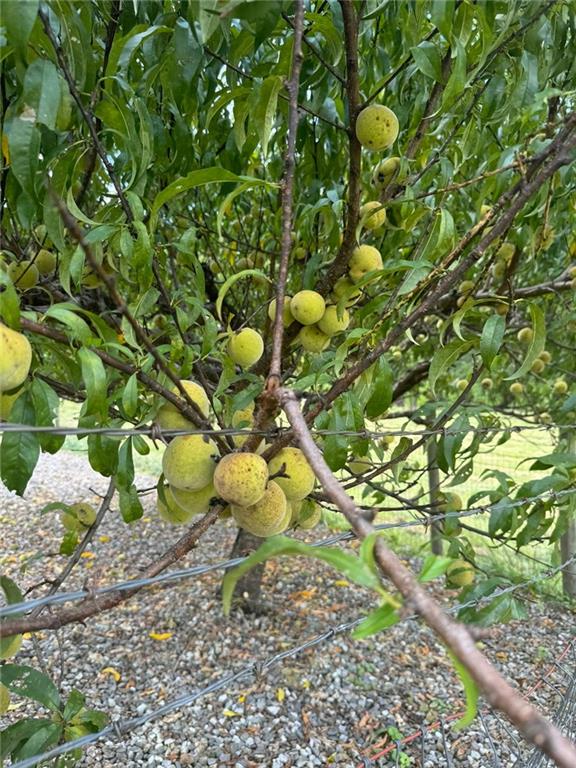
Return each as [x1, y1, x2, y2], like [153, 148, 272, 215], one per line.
[1, 420, 575, 439]
[7, 551, 576, 768]
[1, 487, 573, 619]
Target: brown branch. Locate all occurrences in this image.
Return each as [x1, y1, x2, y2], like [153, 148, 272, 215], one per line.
[279, 389, 576, 768]
[76, 0, 121, 206]
[267, 1, 305, 385]
[29, 479, 116, 618]
[405, 47, 452, 162]
[0, 506, 222, 637]
[18, 318, 219, 437]
[315, 0, 362, 295]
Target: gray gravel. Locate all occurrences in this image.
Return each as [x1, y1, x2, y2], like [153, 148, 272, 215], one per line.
[1, 451, 575, 767]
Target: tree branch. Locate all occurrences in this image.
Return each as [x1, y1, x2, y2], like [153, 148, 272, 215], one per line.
[0, 506, 222, 637]
[279, 389, 576, 768]
[267, 1, 305, 385]
[315, 0, 362, 294]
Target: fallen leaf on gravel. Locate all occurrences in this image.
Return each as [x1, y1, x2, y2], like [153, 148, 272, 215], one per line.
[98, 535, 110, 543]
[334, 579, 350, 587]
[101, 666, 121, 682]
[237, 693, 247, 703]
[149, 631, 173, 641]
[80, 551, 95, 559]
[289, 587, 317, 601]
[276, 688, 285, 702]
[222, 708, 241, 717]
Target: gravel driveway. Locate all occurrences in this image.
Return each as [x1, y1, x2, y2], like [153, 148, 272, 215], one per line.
[1, 451, 575, 767]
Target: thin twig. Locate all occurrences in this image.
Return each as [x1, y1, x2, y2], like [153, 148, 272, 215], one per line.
[267, 1, 305, 384]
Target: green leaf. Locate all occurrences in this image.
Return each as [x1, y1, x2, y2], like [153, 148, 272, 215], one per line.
[0, 271, 20, 326]
[30, 379, 65, 454]
[12, 722, 61, 761]
[0, 664, 61, 712]
[6, 116, 41, 201]
[419, 555, 453, 582]
[431, 0, 455, 39]
[504, 303, 545, 380]
[2, 0, 38, 57]
[44, 304, 94, 344]
[206, 86, 250, 129]
[442, 38, 467, 109]
[254, 75, 283, 155]
[232, 1, 283, 50]
[149, 168, 275, 232]
[222, 536, 382, 615]
[529, 452, 576, 470]
[87, 434, 119, 476]
[410, 41, 443, 81]
[63, 689, 85, 721]
[215, 269, 271, 321]
[448, 650, 479, 730]
[121, 373, 139, 419]
[78, 348, 107, 419]
[428, 339, 474, 395]
[22, 58, 61, 130]
[365, 357, 394, 420]
[118, 484, 144, 523]
[0, 719, 56, 762]
[0, 576, 25, 657]
[352, 603, 400, 639]
[479, 313, 505, 370]
[106, 24, 171, 79]
[0, 392, 40, 496]
[0, 575, 24, 607]
[116, 438, 143, 522]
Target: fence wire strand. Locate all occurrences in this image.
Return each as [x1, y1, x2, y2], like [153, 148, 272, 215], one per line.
[6, 552, 576, 768]
[0, 421, 574, 439]
[1, 487, 573, 619]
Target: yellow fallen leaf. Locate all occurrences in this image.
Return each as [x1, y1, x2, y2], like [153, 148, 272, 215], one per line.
[334, 579, 350, 587]
[99, 535, 110, 543]
[237, 694, 247, 703]
[302, 679, 311, 689]
[80, 551, 95, 559]
[101, 667, 121, 682]
[222, 709, 241, 717]
[149, 632, 173, 641]
[276, 688, 285, 703]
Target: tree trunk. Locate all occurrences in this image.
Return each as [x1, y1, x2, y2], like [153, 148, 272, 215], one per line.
[222, 527, 267, 613]
[427, 436, 443, 555]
